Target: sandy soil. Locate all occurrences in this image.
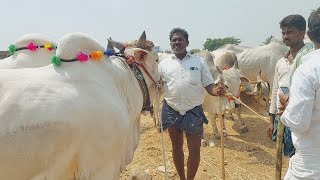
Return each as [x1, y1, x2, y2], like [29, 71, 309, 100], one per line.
[120, 113, 289, 180]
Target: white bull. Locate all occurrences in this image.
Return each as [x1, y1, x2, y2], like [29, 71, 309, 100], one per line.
[212, 38, 287, 116]
[0, 34, 56, 69]
[201, 51, 248, 145]
[0, 32, 159, 180]
[212, 37, 288, 90]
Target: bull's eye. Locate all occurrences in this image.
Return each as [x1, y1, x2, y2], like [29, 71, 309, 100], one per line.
[155, 59, 159, 63]
[139, 54, 145, 59]
[263, 98, 266, 101]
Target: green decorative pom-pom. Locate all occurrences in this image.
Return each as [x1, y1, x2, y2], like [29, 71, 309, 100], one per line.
[8, 45, 16, 55]
[51, 56, 61, 66]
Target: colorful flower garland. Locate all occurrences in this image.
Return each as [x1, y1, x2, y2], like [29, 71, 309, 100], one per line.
[8, 42, 57, 55]
[51, 49, 116, 66]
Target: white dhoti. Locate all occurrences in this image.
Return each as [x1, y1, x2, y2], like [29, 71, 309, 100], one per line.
[285, 148, 320, 180]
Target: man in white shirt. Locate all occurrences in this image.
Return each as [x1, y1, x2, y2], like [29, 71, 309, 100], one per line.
[280, 7, 320, 179]
[267, 14, 314, 156]
[158, 28, 224, 180]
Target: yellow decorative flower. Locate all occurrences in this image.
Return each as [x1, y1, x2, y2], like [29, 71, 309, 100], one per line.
[44, 43, 53, 51]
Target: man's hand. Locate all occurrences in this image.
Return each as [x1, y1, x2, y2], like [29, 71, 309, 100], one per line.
[205, 83, 225, 97]
[279, 93, 289, 108]
[277, 93, 289, 116]
[214, 83, 225, 96]
[266, 114, 275, 140]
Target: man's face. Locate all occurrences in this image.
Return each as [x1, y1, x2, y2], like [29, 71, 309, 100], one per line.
[281, 26, 305, 47]
[170, 32, 188, 55]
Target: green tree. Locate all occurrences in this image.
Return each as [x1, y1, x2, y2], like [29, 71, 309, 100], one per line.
[190, 48, 200, 54]
[203, 37, 241, 51]
[263, 35, 274, 45]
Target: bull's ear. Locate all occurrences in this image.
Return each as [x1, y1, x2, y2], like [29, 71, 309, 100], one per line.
[138, 31, 147, 42]
[133, 49, 149, 63]
[106, 37, 115, 51]
[231, 53, 239, 69]
[257, 81, 263, 90]
[240, 75, 250, 83]
[107, 38, 125, 51]
[216, 66, 223, 74]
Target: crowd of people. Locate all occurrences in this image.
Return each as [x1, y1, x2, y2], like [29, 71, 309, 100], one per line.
[159, 7, 320, 180]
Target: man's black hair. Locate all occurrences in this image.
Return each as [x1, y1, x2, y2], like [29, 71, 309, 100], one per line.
[169, 28, 189, 41]
[280, 14, 306, 31]
[308, 7, 320, 43]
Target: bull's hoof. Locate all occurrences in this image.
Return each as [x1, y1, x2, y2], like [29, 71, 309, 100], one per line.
[214, 134, 221, 140]
[209, 140, 215, 147]
[201, 139, 207, 147]
[240, 124, 249, 133]
[223, 131, 228, 137]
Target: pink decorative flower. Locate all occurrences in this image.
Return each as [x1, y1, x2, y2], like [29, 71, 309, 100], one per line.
[77, 52, 89, 62]
[27, 42, 38, 51]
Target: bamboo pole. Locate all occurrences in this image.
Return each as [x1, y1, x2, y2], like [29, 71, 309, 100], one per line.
[218, 96, 226, 180]
[275, 115, 284, 180]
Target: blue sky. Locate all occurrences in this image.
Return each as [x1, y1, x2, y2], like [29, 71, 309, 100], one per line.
[0, 0, 318, 51]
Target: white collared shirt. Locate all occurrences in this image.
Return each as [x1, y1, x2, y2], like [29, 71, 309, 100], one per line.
[158, 53, 214, 115]
[269, 57, 291, 114]
[281, 49, 320, 150]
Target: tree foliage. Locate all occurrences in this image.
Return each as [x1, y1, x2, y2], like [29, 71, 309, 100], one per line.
[190, 48, 200, 54]
[203, 37, 241, 51]
[263, 35, 274, 45]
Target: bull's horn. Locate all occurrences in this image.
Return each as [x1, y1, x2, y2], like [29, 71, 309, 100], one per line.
[106, 37, 115, 51]
[139, 31, 147, 41]
[107, 38, 125, 51]
[257, 70, 262, 81]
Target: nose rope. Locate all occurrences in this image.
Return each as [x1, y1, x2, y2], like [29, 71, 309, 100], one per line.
[225, 92, 268, 121]
[138, 63, 158, 84]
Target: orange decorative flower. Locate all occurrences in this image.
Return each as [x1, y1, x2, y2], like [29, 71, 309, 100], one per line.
[90, 51, 103, 61]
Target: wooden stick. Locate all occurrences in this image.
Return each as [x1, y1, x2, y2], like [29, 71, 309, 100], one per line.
[218, 96, 226, 180]
[227, 93, 268, 121]
[275, 115, 284, 180]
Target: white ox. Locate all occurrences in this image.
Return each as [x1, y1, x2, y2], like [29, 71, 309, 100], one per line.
[212, 37, 288, 90]
[0, 32, 159, 179]
[200, 51, 247, 144]
[212, 38, 288, 116]
[0, 34, 56, 69]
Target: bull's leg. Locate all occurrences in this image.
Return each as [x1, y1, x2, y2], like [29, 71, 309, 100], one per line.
[233, 104, 248, 133]
[212, 113, 221, 140]
[201, 112, 219, 147]
[225, 110, 234, 121]
[150, 106, 162, 133]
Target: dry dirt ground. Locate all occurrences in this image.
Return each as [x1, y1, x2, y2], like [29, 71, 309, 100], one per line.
[120, 113, 289, 180]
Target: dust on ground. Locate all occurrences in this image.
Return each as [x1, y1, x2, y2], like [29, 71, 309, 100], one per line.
[120, 113, 289, 180]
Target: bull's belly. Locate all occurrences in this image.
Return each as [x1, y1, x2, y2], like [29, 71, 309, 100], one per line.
[0, 96, 131, 179]
[0, 110, 129, 180]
